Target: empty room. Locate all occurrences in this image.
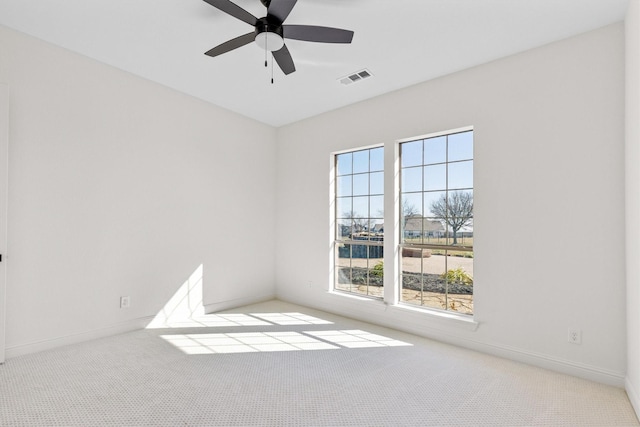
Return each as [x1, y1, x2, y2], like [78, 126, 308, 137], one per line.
[1, 0, 640, 425]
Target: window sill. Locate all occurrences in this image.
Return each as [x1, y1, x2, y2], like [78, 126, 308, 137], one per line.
[392, 303, 479, 331]
[329, 289, 384, 303]
[328, 289, 479, 332]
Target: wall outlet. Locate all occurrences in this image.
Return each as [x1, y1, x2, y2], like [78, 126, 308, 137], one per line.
[568, 328, 581, 344]
[120, 296, 131, 309]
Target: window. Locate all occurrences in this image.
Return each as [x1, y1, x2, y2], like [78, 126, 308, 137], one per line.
[400, 130, 474, 314]
[334, 147, 384, 298]
[332, 128, 473, 317]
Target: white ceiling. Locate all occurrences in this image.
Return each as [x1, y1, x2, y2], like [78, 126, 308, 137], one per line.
[0, 0, 630, 127]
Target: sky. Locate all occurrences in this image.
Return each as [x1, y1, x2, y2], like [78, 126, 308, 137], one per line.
[336, 131, 473, 222]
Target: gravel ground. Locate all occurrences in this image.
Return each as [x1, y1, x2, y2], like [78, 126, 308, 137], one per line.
[336, 253, 474, 314]
[340, 254, 473, 276]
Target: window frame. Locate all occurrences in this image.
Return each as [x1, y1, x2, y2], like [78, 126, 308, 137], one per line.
[332, 145, 385, 299]
[330, 126, 474, 320]
[397, 128, 474, 315]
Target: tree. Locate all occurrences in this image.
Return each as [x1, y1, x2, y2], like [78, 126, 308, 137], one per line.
[429, 191, 473, 245]
[376, 200, 418, 230]
[382, 200, 419, 220]
[342, 211, 369, 234]
[401, 199, 419, 228]
[402, 199, 419, 219]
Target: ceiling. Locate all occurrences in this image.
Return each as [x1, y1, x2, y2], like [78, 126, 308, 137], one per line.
[0, 0, 630, 127]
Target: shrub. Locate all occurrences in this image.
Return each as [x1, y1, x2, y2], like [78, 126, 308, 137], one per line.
[441, 268, 473, 285]
[370, 261, 384, 278]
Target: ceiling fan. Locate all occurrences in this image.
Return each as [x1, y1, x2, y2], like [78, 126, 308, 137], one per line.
[202, 0, 354, 76]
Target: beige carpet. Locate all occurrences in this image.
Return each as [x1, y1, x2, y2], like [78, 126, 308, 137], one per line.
[0, 299, 638, 426]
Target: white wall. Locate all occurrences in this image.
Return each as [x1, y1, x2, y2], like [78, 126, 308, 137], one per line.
[276, 23, 626, 385]
[626, 0, 640, 415]
[0, 25, 277, 355]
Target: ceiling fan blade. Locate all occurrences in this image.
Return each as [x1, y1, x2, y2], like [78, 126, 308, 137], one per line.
[267, 0, 297, 24]
[205, 32, 255, 57]
[202, 0, 258, 26]
[283, 25, 354, 43]
[272, 44, 296, 75]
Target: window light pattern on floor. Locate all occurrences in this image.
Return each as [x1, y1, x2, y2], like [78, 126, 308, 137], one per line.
[149, 312, 333, 329]
[161, 330, 410, 355]
[161, 332, 338, 354]
[305, 330, 412, 348]
[249, 312, 333, 325]
[149, 313, 272, 329]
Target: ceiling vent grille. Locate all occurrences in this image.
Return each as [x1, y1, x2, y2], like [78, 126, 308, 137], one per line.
[339, 69, 373, 86]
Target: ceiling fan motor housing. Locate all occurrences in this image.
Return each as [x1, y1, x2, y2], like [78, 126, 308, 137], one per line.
[254, 17, 284, 51]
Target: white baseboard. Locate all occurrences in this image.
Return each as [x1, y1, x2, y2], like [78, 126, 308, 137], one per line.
[279, 292, 626, 388]
[204, 293, 275, 314]
[5, 315, 154, 360]
[626, 377, 640, 421]
[469, 340, 626, 387]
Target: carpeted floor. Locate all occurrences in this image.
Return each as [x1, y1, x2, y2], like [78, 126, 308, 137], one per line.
[0, 300, 638, 426]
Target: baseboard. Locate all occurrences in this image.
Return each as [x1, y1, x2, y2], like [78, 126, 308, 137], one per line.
[5, 315, 154, 359]
[470, 340, 626, 387]
[204, 293, 275, 314]
[278, 292, 626, 387]
[626, 377, 640, 421]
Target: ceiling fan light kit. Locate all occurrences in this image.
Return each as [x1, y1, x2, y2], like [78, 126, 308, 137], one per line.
[202, 0, 354, 77]
[254, 18, 285, 51]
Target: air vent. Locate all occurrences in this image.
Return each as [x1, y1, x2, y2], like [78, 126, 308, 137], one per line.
[339, 69, 373, 86]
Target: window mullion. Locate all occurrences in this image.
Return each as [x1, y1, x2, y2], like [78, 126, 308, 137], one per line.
[383, 140, 399, 305]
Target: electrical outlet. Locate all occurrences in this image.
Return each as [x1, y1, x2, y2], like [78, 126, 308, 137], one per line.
[120, 296, 131, 309]
[568, 328, 581, 344]
[307, 281, 313, 288]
